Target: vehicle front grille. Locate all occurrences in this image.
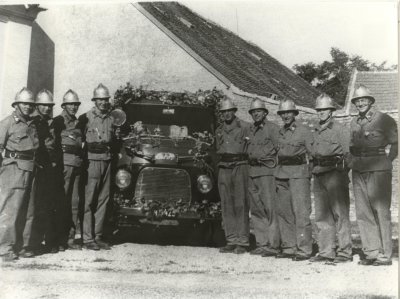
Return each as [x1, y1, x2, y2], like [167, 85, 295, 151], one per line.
[135, 167, 191, 203]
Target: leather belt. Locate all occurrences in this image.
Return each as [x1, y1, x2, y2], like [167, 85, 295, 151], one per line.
[248, 157, 277, 168]
[278, 154, 306, 166]
[313, 155, 343, 167]
[4, 149, 35, 161]
[62, 144, 83, 156]
[87, 142, 110, 154]
[219, 153, 248, 163]
[350, 146, 386, 157]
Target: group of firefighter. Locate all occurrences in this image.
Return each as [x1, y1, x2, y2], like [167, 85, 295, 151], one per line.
[0, 82, 397, 267]
[216, 85, 397, 266]
[0, 83, 116, 261]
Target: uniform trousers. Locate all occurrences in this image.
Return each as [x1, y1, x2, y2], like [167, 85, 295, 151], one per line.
[23, 164, 63, 249]
[352, 170, 392, 261]
[313, 170, 352, 259]
[248, 175, 280, 252]
[59, 165, 82, 244]
[218, 164, 249, 246]
[0, 164, 33, 255]
[275, 178, 312, 256]
[83, 160, 111, 243]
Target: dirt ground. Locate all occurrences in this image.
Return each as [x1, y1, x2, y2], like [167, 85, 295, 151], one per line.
[0, 224, 398, 299]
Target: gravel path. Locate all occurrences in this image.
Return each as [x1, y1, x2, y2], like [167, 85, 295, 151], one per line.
[0, 243, 398, 299]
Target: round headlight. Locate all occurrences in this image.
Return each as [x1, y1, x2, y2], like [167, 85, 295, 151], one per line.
[197, 175, 212, 194]
[115, 169, 132, 190]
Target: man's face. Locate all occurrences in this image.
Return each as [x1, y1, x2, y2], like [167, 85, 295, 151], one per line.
[221, 109, 236, 123]
[251, 109, 267, 123]
[354, 97, 373, 114]
[17, 103, 34, 117]
[95, 98, 110, 113]
[316, 108, 332, 123]
[37, 104, 53, 117]
[64, 103, 80, 117]
[279, 111, 296, 125]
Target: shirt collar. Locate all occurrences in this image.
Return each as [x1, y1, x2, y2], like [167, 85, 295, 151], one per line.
[280, 120, 297, 134]
[357, 107, 376, 122]
[62, 109, 76, 122]
[91, 106, 110, 119]
[316, 119, 334, 132]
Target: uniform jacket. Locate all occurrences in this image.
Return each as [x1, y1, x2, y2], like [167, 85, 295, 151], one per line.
[275, 120, 313, 179]
[215, 117, 249, 168]
[246, 119, 279, 177]
[312, 119, 350, 174]
[350, 108, 398, 172]
[54, 110, 83, 167]
[78, 107, 116, 161]
[32, 112, 61, 167]
[0, 111, 39, 171]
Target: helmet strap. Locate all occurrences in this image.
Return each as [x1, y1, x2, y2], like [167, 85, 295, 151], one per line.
[319, 111, 333, 126]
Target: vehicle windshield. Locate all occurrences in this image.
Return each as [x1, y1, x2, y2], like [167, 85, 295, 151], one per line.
[123, 102, 216, 136]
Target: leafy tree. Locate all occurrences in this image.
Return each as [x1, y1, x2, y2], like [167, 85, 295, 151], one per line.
[293, 47, 397, 106]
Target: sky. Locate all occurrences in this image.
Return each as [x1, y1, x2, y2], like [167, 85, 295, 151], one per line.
[181, 0, 398, 69]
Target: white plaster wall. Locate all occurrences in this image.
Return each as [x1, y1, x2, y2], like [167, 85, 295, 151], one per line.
[0, 21, 32, 119]
[35, 3, 227, 116]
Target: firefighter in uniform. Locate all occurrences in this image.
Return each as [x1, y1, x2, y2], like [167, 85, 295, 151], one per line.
[79, 83, 116, 251]
[274, 99, 313, 261]
[309, 94, 352, 263]
[349, 85, 398, 266]
[216, 98, 250, 254]
[21, 89, 63, 256]
[246, 99, 280, 256]
[0, 88, 38, 261]
[53, 90, 83, 250]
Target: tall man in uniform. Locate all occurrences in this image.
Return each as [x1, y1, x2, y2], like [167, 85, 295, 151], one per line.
[216, 98, 250, 254]
[349, 85, 397, 266]
[0, 88, 38, 261]
[79, 83, 116, 251]
[21, 89, 63, 256]
[53, 90, 83, 250]
[246, 99, 280, 256]
[274, 99, 314, 261]
[309, 94, 352, 263]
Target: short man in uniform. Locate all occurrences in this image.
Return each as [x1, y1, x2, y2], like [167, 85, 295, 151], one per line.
[216, 98, 250, 254]
[0, 88, 38, 261]
[79, 83, 116, 250]
[53, 89, 83, 250]
[246, 99, 280, 256]
[349, 85, 398, 266]
[22, 89, 63, 256]
[274, 99, 313, 261]
[310, 94, 352, 263]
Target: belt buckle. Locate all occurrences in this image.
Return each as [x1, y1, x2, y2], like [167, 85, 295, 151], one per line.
[9, 152, 17, 158]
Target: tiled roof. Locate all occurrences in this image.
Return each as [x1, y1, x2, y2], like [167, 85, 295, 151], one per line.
[342, 70, 398, 115]
[137, 2, 320, 108]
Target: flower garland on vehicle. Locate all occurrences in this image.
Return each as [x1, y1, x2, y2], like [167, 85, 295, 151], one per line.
[113, 82, 225, 115]
[114, 195, 221, 221]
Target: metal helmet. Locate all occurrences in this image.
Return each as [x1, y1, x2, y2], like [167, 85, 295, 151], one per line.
[351, 85, 375, 104]
[92, 83, 111, 100]
[315, 94, 336, 110]
[12, 87, 35, 107]
[62, 89, 80, 107]
[35, 89, 55, 105]
[219, 98, 237, 111]
[248, 98, 268, 114]
[277, 99, 299, 115]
